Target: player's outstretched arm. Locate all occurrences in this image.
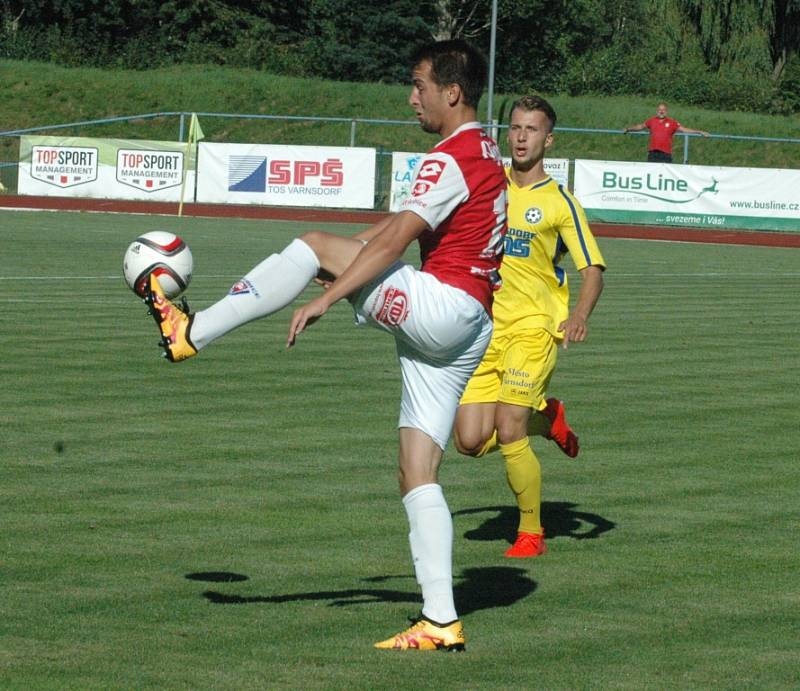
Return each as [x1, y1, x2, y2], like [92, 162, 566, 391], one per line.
[558, 265, 604, 349]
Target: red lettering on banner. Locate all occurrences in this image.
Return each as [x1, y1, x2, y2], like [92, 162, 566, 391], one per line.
[269, 158, 345, 186]
[37, 149, 59, 164]
[269, 160, 292, 185]
[122, 153, 145, 168]
[322, 160, 344, 186]
[376, 287, 410, 327]
[294, 160, 321, 184]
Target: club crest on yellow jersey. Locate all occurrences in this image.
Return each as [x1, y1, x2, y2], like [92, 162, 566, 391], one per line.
[525, 207, 543, 224]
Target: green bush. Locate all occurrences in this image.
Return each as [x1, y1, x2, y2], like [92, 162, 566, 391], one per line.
[652, 54, 715, 105]
[773, 56, 800, 114]
[708, 64, 778, 112]
[564, 46, 651, 96]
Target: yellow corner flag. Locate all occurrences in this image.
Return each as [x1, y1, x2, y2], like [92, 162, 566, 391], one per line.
[188, 112, 205, 143]
[179, 113, 204, 216]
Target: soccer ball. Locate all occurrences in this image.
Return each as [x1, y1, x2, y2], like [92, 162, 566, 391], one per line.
[123, 231, 193, 299]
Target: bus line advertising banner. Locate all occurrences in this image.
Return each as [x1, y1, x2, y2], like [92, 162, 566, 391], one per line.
[18, 135, 195, 201]
[196, 143, 376, 209]
[574, 159, 800, 232]
[389, 152, 570, 212]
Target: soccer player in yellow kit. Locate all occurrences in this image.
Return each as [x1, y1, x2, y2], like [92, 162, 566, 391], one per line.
[454, 95, 606, 558]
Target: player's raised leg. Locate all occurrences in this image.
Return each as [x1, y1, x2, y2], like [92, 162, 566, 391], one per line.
[527, 397, 580, 458]
[145, 231, 365, 361]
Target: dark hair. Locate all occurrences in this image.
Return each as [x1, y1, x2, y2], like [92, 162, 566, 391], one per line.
[511, 95, 557, 131]
[411, 39, 487, 109]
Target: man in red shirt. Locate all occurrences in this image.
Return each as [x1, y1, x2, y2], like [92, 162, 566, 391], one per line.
[144, 39, 507, 652]
[624, 102, 709, 162]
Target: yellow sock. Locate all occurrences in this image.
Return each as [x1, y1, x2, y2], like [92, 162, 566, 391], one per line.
[499, 437, 542, 535]
[475, 430, 498, 457]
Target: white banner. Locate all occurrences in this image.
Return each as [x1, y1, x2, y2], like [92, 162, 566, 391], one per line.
[389, 152, 570, 212]
[389, 151, 569, 211]
[196, 143, 375, 209]
[574, 159, 800, 231]
[537, 158, 570, 190]
[18, 136, 195, 201]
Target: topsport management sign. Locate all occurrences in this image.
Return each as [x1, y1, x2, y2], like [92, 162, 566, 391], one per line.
[574, 159, 800, 232]
[19, 136, 195, 201]
[29, 145, 98, 187]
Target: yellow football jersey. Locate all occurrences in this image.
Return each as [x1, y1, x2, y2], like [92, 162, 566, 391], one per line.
[493, 172, 606, 337]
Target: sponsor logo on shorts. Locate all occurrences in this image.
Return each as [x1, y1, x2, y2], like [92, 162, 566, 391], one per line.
[229, 278, 260, 297]
[411, 159, 445, 196]
[376, 286, 410, 327]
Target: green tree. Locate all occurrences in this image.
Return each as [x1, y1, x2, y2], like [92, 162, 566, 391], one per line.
[678, 0, 800, 79]
[766, 0, 800, 79]
[304, 0, 433, 83]
[489, 0, 620, 93]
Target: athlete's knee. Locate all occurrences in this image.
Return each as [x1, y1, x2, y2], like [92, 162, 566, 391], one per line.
[453, 427, 483, 457]
[494, 406, 531, 446]
[397, 464, 438, 495]
[495, 420, 528, 447]
[298, 230, 328, 253]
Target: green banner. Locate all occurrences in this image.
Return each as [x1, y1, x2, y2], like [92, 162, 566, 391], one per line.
[586, 208, 800, 232]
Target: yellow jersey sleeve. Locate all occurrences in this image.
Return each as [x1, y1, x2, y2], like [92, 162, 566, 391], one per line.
[492, 175, 606, 339]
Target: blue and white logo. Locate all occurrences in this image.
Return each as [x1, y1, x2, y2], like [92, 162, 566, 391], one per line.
[228, 156, 267, 192]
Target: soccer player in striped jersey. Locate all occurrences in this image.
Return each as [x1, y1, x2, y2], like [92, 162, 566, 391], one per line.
[454, 95, 606, 558]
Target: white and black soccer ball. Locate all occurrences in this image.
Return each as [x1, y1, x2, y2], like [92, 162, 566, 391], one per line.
[123, 231, 193, 299]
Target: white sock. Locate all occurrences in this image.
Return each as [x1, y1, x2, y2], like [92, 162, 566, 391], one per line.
[402, 483, 457, 624]
[190, 239, 320, 349]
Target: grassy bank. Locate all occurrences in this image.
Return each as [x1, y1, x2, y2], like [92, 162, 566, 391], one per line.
[2, 59, 799, 173]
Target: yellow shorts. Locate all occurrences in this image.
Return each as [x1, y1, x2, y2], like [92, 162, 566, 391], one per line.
[460, 328, 557, 411]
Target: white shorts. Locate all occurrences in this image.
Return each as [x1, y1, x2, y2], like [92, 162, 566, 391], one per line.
[352, 262, 493, 450]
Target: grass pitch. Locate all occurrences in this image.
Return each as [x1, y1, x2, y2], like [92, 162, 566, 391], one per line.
[1, 210, 799, 689]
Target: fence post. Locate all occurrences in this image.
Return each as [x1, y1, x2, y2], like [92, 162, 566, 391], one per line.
[683, 134, 689, 164]
[179, 113, 186, 142]
[374, 146, 385, 209]
[350, 119, 357, 147]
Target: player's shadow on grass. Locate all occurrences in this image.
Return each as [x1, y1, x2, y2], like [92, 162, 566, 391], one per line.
[197, 566, 535, 616]
[453, 501, 616, 545]
[186, 571, 249, 583]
